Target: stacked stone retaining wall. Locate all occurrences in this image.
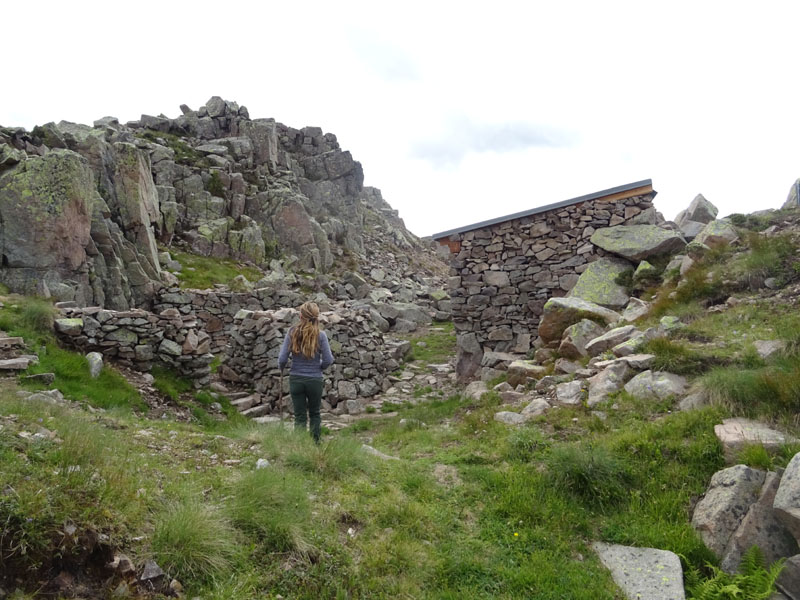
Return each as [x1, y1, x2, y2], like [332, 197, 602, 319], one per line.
[446, 193, 655, 365]
[221, 306, 410, 409]
[54, 306, 214, 385]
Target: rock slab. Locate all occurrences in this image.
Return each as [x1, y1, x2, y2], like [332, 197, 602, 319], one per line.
[592, 542, 685, 600]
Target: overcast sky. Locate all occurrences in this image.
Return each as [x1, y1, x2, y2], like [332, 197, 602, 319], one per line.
[4, 1, 800, 237]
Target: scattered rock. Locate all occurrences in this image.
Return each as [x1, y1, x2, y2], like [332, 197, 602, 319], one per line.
[623, 370, 687, 401]
[715, 418, 796, 463]
[86, 352, 103, 378]
[592, 542, 686, 600]
[362, 444, 399, 461]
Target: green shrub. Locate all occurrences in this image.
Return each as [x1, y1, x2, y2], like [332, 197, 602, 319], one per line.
[545, 443, 634, 508]
[684, 546, 784, 599]
[153, 500, 239, 581]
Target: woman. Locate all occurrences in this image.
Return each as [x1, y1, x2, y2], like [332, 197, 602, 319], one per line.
[277, 302, 334, 443]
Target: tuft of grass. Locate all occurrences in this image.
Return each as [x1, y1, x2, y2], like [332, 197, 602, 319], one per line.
[227, 467, 312, 553]
[700, 357, 800, 421]
[735, 444, 774, 471]
[505, 427, 549, 462]
[152, 366, 193, 402]
[546, 443, 634, 509]
[729, 231, 799, 289]
[285, 436, 372, 480]
[19, 298, 57, 333]
[639, 337, 720, 375]
[152, 500, 239, 581]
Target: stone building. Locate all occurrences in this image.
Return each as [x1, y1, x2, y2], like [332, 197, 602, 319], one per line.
[432, 179, 657, 381]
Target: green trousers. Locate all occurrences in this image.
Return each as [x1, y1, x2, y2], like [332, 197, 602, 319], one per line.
[289, 375, 323, 442]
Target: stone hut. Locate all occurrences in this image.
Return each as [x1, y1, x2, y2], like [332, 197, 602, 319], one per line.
[432, 179, 657, 381]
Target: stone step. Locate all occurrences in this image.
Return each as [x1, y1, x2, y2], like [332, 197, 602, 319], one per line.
[0, 357, 32, 370]
[253, 415, 281, 425]
[241, 403, 271, 418]
[0, 337, 24, 349]
[231, 395, 259, 411]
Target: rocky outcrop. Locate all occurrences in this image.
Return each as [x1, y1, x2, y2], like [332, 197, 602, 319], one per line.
[0, 97, 447, 309]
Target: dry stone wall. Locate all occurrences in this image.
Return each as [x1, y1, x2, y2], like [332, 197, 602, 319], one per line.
[221, 306, 410, 410]
[152, 286, 306, 353]
[54, 306, 214, 385]
[445, 193, 656, 379]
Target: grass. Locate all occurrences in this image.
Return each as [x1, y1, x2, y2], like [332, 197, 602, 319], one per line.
[23, 344, 144, 410]
[168, 249, 264, 289]
[152, 499, 240, 581]
[7, 212, 800, 599]
[0, 352, 774, 599]
[136, 129, 206, 165]
[545, 443, 634, 508]
[639, 337, 724, 375]
[403, 321, 456, 365]
[152, 365, 193, 402]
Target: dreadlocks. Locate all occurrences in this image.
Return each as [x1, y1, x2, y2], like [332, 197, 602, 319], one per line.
[290, 302, 321, 358]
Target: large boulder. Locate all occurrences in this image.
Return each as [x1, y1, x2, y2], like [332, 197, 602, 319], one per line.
[694, 220, 739, 249]
[507, 360, 548, 387]
[590, 225, 686, 261]
[783, 179, 800, 210]
[680, 194, 718, 225]
[721, 471, 798, 573]
[538, 297, 621, 343]
[270, 197, 333, 271]
[0, 150, 94, 297]
[566, 257, 632, 309]
[774, 452, 800, 543]
[691, 465, 766, 556]
[585, 325, 639, 357]
[456, 332, 483, 383]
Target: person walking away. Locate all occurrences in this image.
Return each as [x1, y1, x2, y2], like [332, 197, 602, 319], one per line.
[277, 302, 334, 443]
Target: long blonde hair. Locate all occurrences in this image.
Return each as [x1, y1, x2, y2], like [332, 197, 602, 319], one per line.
[290, 302, 321, 358]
